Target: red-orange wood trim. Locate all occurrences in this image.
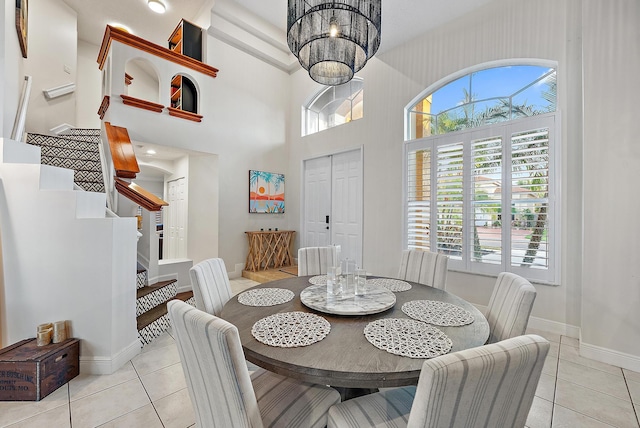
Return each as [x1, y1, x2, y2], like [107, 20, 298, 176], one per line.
[98, 25, 218, 78]
[114, 177, 168, 212]
[97, 95, 110, 120]
[167, 107, 203, 122]
[104, 122, 140, 179]
[124, 73, 133, 85]
[120, 95, 164, 113]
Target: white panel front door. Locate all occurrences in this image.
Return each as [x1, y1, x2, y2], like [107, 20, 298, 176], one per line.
[303, 156, 332, 247]
[331, 150, 363, 266]
[302, 149, 363, 267]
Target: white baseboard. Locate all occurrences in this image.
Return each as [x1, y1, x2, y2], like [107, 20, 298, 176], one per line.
[79, 339, 141, 375]
[527, 315, 580, 339]
[177, 284, 193, 293]
[147, 272, 177, 286]
[580, 341, 640, 373]
[229, 263, 245, 279]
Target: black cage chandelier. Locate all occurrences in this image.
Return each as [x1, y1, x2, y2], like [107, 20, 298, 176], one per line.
[287, 0, 382, 86]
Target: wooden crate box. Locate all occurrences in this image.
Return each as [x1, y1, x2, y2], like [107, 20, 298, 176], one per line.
[0, 338, 80, 401]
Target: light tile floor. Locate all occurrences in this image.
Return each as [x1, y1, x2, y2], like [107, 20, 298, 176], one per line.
[2, 277, 639, 427]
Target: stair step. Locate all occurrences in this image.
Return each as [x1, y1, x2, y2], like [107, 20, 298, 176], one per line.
[136, 279, 177, 316]
[27, 134, 99, 153]
[60, 128, 100, 138]
[137, 291, 194, 346]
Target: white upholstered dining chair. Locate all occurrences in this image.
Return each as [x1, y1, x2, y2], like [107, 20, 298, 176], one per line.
[397, 249, 449, 289]
[297, 246, 337, 276]
[168, 300, 341, 428]
[189, 258, 232, 317]
[327, 334, 549, 428]
[486, 272, 537, 344]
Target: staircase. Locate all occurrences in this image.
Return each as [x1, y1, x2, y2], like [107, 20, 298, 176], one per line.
[25, 128, 191, 348]
[136, 263, 194, 345]
[26, 129, 105, 193]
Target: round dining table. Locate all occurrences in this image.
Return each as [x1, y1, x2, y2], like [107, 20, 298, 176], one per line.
[220, 276, 489, 392]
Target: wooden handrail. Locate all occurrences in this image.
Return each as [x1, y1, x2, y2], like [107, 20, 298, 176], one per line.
[97, 25, 218, 78]
[114, 178, 168, 212]
[104, 122, 140, 179]
[124, 73, 133, 85]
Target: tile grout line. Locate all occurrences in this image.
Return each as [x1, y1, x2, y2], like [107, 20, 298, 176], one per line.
[621, 370, 640, 427]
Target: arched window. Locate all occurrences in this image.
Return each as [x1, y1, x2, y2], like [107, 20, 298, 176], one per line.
[403, 63, 559, 284]
[303, 78, 363, 136]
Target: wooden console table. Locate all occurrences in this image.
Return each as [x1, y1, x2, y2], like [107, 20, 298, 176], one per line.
[245, 230, 295, 271]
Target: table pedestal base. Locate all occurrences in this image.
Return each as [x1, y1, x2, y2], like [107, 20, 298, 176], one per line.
[332, 386, 379, 401]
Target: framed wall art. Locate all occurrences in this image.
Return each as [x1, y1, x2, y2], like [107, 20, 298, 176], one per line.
[16, 0, 28, 58]
[249, 170, 285, 213]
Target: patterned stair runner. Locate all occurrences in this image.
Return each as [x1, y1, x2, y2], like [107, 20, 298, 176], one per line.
[136, 264, 194, 346]
[26, 130, 105, 193]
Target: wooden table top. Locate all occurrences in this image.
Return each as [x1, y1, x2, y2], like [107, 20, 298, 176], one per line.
[220, 276, 489, 389]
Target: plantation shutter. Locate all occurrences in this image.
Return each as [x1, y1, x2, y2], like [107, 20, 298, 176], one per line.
[436, 143, 464, 259]
[510, 128, 550, 270]
[470, 135, 503, 265]
[406, 147, 431, 250]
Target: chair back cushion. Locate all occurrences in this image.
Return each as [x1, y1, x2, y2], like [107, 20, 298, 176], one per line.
[486, 272, 537, 343]
[397, 249, 449, 289]
[189, 258, 232, 316]
[408, 334, 549, 428]
[168, 300, 263, 428]
[298, 246, 337, 276]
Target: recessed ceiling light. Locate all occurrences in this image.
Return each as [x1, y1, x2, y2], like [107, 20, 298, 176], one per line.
[146, 149, 157, 155]
[148, 0, 166, 14]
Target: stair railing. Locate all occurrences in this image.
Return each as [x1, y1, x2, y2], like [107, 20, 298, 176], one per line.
[11, 75, 32, 142]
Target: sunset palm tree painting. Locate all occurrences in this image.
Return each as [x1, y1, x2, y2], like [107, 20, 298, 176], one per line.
[249, 170, 285, 213]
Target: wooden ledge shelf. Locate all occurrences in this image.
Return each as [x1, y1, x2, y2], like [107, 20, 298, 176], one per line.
[114, 177, 168, 212]
[120, 95, 164, 113]
[98, 25, 218, 78]
[167, 107, 203, 122]
[97, 95, 110, 119]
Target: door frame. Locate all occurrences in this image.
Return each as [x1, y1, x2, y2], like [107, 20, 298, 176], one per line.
[300, 145, 364, 266]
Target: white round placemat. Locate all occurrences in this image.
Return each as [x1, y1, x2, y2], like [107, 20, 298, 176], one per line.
[251, 311, 331, 348]
[237, 288, 295, 307]
[401, 300, 475, 326]
[364, 318, 452, 359]
[367, 278, 412, 292]
[308, 275, 328, 285]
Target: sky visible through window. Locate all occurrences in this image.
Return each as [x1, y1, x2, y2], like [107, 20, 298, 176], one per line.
[429, 65, 555, 115]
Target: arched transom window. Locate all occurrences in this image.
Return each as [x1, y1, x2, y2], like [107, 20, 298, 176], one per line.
[303, 78, 363, 136]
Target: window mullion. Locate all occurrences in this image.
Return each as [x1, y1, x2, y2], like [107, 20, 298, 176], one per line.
[502, 126, 512, 273]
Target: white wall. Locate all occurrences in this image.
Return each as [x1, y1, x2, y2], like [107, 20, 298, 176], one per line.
[581, 0, 640, 369]
[125, 59, 160, 103]
[23, 0, 77, 133]
[76, 40, 101, 129]
[287, 0, 584, 332]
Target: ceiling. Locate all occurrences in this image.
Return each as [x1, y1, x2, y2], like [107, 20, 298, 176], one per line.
[63, 0, 493, 53]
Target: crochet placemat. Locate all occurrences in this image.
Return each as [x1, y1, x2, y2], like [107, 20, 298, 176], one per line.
[366, 278, 412, 292]
[237, 288, 295, 307]
[308, 275, 328, 285]
[401, 300, 475, 326]
[364, 318, 452, 358]
[251, 311, 331, 348]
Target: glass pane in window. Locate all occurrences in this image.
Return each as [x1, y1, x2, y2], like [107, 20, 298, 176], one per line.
[471, 66, 554, 101]
[408, 111, 436, 139]
[304, 79, 364, 136]
[430, 75, 469, 115]
[436, 143, 464, 259]
[471, 136, 502, 265]
[511, 128, 550, 270]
